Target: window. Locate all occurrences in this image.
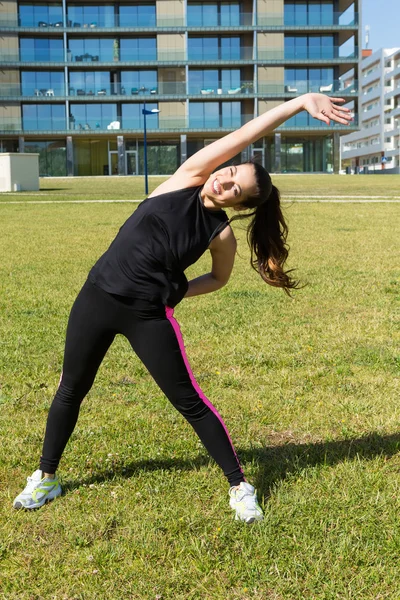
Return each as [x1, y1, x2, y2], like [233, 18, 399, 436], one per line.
[120, 38, 157, 61]
[19, 3, 63, 27]
[70, 103, 117, 129]
[285, 36, 334, 60]
[22, 104, 65, 130]
[69, 71, 110, 95]
[68, 38, 113, 61]
[121, 102, 158, 129]
[284, 2, 334, 26]
[119, 4, 156, 27]
[121, 70, 157, 93]
[188, 37, 241, 60]
[21, 70, 64, 96]
[67, 4, 115, 27]
[20, 37, 64, 61]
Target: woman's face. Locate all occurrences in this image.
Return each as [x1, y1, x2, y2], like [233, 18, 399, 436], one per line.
[201, 163, 259, 210]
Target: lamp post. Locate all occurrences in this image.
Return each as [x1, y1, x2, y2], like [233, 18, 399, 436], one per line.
[142, 100, 160, 195]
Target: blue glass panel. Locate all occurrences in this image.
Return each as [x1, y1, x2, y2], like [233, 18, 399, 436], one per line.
[122, 104, 140, 128]
[295, 3, 307, 26]
[204, 102, 219, 128]
[187, 5, 201, 27]
[284, 3, 295, 26]
[139, 5, 156, 26]
[295, 37, 307, 59]
[308, 2, 321, 25]
[48, 5, 63, 25]
[203, 4, 218, 26]
[321, 2, 334, 25]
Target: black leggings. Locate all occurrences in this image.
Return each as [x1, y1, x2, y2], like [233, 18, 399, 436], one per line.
[40, 279, 245, 487]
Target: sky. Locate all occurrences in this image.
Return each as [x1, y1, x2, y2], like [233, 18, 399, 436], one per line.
[361, 0, 400, 52]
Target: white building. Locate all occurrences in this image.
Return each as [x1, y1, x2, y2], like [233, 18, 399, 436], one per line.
[341, 47, 400, 172]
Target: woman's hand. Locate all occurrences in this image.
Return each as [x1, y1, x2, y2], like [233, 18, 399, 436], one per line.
[302, 93, 353, 126]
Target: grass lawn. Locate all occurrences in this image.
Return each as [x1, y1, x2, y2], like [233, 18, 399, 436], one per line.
[0, 176, 399, 599]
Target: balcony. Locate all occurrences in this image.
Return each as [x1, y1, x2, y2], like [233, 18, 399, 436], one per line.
[0, 112, 359, 135]
[188, 81, 254, 96]
[186, 12, 254, 29]
[279, 113, 358, 129]
[188, 46, 254, 62]
[0, 13, 185, 29]
[0, 50, 65, 63]
[257, 11, 359, 27]
[258, 46, 357, 62]
[258, 80, 358, 95]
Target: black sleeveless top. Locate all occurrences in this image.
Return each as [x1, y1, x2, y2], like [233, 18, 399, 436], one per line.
[88, 186, 229, 307]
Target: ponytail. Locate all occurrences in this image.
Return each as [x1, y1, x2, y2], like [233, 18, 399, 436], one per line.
[230, 161, 299, 296]
[247, 184, 298, 295]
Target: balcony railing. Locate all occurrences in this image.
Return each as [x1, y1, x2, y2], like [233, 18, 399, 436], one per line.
[0, 113, 359, 133]
[0, 50, 65, 62]
[258, 47, 357, 61]
[0, 10, 359, 29]
[0, 13, 185, 28]
[188, 46, 254, 61]
[187, 12, 253, 27]
[188, 81, 253, 95]
[279, 114, 358, 128]
[257, 11, 359, 27]
[0, 80, 359, 99]
[258, 80, 358, 95]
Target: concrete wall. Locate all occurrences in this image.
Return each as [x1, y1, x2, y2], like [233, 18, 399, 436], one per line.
[0, 153, 39, 192]
[156, 0, 184, 25]
[158, 101, 186, 128]
[258, 100, 281, 114]
[257, 0, 283, 23]
[0, 0, 18, 16]
[157, 34, 185, 61]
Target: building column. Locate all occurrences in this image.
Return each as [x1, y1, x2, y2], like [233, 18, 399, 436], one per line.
[66, 136, 74, 176]
[333, 132, 340, 174]
[117, 135, 125, 175]
[180, 134, 187, 165]
[18, 136, 24, 153]
[274, 132, 281, 173]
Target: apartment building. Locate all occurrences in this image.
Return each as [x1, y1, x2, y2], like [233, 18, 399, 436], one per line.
[341, 47, 400, 173]
[0, 0, 360, 177]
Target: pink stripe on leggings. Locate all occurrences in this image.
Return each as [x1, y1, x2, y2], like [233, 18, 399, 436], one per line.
[165, 306, 244, 478]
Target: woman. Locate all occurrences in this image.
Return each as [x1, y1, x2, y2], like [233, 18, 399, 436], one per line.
[13, 93, 351, 522]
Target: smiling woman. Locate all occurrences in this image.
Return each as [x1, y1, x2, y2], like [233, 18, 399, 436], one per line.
[13, 93, 351, 523]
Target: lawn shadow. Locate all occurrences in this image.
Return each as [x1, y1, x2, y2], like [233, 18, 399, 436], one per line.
[62, 431, 400, 496]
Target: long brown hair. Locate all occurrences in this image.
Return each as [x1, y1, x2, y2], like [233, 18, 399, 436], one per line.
[230, 160, 299, 295]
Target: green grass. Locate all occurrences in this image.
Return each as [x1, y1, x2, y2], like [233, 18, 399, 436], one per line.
[0, 173, 399, 202]
[0, 177, 399, 599]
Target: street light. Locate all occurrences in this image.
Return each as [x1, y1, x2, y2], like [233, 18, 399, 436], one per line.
[142, 100, 160, 195]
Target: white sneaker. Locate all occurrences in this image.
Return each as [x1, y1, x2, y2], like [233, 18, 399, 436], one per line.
[229, 482, 264, 523]
[13, 470, 62, 509]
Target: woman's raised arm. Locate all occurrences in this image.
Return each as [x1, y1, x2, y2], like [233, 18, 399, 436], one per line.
[176, 93, 352, 179]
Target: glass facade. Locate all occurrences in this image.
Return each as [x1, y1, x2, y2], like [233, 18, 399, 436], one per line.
[20, 37, 64, 61]
[284, 2, 334, 26]
[187, 3, 241, 27]
[189, 102, 241, 128]
[21, 71, 64, 96]
[284, 35, 334, 60]
[121, 103, 158, 129]
[22, 104, 66, 130]
[189, 69, 241, 94]
[24, 139, 67, 176]
[280, 137, 333, 172]
[0, 0, 360, 175]
[188, 37, 243, 61]
[70, 103, 117, 130]
[19, 4, 63, 27]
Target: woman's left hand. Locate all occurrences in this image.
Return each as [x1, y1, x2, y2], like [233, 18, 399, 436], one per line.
[302, 93, 353, 126]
